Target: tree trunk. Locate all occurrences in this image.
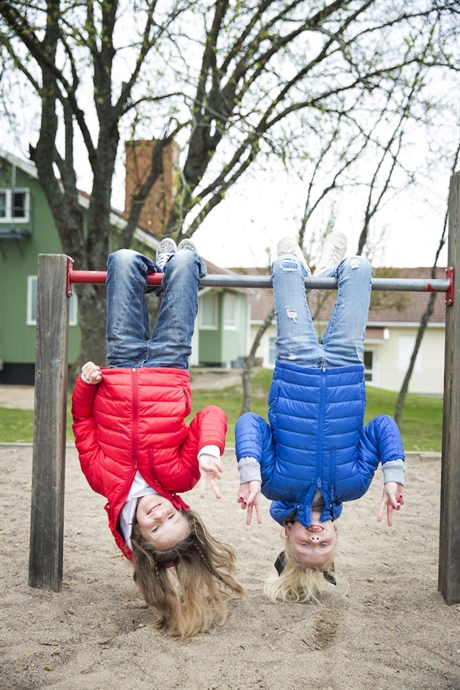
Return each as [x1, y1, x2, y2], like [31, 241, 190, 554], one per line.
[240, 307, 274, 416]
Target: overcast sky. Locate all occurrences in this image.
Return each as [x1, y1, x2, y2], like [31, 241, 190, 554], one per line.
[192, 168, 453, 270]
[2, 3, 457, 272]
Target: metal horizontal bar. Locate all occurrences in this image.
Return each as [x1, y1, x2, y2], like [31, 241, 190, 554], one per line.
[68, 269, 450, 293]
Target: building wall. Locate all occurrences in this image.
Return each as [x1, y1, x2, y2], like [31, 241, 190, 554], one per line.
[1, 152, 251, 383]
[199, 328, 222, 365]
[248, 323, 275, 369]
[249, 322, 445, 396]
[374, 325, 445, 395]
[0, 161, 81, 381]
[198, 290, 248, 368]
[197, 290, 221, 365]
[220, 292, 247, 367]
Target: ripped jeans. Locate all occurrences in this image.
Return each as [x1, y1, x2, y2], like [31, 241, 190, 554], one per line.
[272, 254, 373, 368]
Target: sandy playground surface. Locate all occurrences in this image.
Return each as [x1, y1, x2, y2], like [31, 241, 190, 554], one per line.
[0, 437, 459, 690]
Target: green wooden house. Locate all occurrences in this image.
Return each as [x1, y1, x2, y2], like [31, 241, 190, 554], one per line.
[0, 148, 248, 384]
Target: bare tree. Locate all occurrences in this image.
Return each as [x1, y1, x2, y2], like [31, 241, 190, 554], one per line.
[394, 139, 460, 427]
[238, 47, 445, 414]
[240, 306, 274, 416]
[0, 0, 458, 368]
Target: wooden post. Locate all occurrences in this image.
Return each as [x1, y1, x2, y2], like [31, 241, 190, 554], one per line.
[438, 171, 460, 604]
[29, 254, 70, 591]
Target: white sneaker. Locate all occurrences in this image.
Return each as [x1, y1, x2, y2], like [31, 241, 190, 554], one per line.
[277, 238, 311, 273]
[313, 231, 347, 277]
[177, 239, 197, 252]
[156, 237, 177, 270]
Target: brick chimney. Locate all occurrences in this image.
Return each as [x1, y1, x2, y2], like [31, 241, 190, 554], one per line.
[124, 139, 180, 236]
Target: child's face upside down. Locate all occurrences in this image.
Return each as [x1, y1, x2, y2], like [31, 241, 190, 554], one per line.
[136, 495, 189, 549]
[285, 510, 338, 568]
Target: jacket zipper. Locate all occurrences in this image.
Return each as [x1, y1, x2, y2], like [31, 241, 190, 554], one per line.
[329, 448, 336, 509]
[131, 368, 138, 468]
[316, 368, 327, 491]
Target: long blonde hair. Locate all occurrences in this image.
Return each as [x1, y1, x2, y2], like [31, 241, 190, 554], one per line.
[131, 509, 244, 639]
[264, 538, 336, 603]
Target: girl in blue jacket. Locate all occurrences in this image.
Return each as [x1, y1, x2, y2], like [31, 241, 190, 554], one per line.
[235, 233, 405, 602]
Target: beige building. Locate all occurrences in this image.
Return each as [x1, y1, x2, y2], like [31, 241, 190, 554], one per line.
[246, 267, 447, 396]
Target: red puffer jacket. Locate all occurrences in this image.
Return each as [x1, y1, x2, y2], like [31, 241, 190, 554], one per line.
[71, 367, 227, 559]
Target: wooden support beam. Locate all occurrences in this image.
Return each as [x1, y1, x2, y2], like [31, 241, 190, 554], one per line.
[438, 170, 460, 604]
[29, 254, 70, 591]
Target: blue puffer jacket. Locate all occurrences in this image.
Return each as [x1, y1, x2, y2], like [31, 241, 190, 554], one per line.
[235, 360, 405, 527]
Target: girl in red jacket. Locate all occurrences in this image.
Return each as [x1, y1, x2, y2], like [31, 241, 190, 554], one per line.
[72, 239, 243, 639]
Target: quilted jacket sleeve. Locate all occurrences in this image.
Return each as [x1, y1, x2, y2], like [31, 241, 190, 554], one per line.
[235, 412, 276, 494]
[191, 405, 228, 455]
[235, 412, 271, 462]
[359, 414, 405, 474]
[155, 405, 227, 492]
[71, 375, 107, 497]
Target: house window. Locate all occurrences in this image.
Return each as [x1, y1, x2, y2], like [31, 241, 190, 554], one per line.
[269, 336, 277, 365]
[0, 188, 30, 222]
[200, 292, 218, 329]
[364, 350, 374, 382]
[223, 293, 237, 330]
[27, 276, 78, 326]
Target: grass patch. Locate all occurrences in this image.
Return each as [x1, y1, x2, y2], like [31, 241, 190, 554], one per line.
[0, 370, 443, 452]
[189, 368, 270, 444]
[0, 401, 74, 444]
[364, 387, 443, 453]
[0, 408, 36, 444]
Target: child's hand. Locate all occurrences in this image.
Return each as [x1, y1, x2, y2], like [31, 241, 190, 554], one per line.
[377, 481, 405, 526]
[237, 481, 262, 525]
[81, 361, 102, 385]
[199, 454, 223, 499]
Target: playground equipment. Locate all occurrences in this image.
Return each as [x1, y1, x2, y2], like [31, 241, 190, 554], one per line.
[28, 172, 459, 605]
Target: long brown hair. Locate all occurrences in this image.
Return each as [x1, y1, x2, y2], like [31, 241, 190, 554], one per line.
[131, 509, 244, 639]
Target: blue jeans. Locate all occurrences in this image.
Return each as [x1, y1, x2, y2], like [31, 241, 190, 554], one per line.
[106, 248, 207, 369]
[272, 255, 373, 368]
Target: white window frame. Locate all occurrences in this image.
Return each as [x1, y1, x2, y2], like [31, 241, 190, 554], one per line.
[27, 275, 78, 326]
[223, 293, 237, 331]
[363, 348, 375, 383]
[0, 188, 30, 223]
[199, 291, 218, 330]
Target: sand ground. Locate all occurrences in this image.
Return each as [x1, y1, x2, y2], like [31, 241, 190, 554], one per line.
[0, 382, 459, 690]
